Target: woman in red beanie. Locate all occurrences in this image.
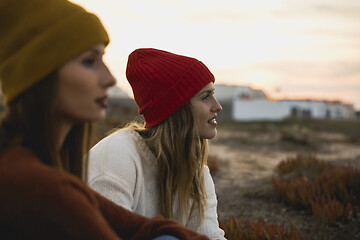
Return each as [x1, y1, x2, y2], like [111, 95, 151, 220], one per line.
[0, 1, 210, 239]
[88, 48, 226, 239]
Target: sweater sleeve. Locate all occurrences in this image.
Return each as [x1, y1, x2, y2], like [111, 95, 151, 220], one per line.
[187, 166, 226, 240]
[88, 131, 141, 212]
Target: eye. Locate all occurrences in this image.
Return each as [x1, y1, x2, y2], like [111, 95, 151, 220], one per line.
[82, 58, 96, 67]
[202, 94, 210, 100]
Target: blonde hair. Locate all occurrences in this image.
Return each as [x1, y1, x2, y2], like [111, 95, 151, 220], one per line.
[121, 102, 208, 223]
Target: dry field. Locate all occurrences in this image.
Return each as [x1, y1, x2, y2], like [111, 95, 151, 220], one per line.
[209, 119, 360, 240]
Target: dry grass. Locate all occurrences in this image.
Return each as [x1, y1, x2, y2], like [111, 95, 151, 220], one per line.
[211, 119, 360, 240]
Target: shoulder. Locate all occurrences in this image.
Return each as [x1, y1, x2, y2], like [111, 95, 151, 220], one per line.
[203, 165, 216, 194]
[88, 128, 153, 181]
[203, 165, 212, 182]
[0, 146, 97, 208]
[0, 146, 52, 182]
[0, 146, 87, 187]
[89, 128, 156, 163]
[89, 129, 142, 167]
[91, 128, 144, 152]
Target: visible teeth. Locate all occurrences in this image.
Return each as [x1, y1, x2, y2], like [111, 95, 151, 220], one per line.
[209, 118, 217, 124]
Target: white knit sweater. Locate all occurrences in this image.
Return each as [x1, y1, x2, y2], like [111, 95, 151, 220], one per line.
[87, 129, 226, 239]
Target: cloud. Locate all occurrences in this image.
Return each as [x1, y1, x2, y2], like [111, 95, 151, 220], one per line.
[312, 4, 360, 19]
[251, 60, 360, 80]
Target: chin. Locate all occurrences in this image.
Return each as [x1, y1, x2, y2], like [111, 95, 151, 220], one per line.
[94, 114, 106, 122]
[84, 113, 106, 123]
[95, 110, 107, 120]
[201, 130, 217, 140]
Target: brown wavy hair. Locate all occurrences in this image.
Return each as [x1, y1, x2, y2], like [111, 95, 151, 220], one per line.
[123, 102, 208, 224]
[0, 71, 91, 179]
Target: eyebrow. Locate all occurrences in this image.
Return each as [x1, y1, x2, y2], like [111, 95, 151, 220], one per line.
[198, 88, 215, 96]
[88, 48, 105, 55]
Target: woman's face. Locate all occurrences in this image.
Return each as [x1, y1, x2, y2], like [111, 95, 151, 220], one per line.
[190, 82, 222, 139]
[56, 44, 116, 124]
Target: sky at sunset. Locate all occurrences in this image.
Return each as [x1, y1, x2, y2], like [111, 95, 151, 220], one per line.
[71, 0, 360, 110]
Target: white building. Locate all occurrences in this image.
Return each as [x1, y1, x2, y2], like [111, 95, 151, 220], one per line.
[215, 84, 270, 119]
[327, 102, 356, 120]
[233, 100, 289, 121]
[215, 84, 357, 121]
[280, 100, 356, 120]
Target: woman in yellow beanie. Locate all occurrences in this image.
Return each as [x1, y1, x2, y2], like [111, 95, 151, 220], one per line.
[87, 48, 225, 239]
[0, 0, 210, 239]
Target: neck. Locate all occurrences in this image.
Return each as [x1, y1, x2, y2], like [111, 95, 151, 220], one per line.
[56, 120, 73, 152]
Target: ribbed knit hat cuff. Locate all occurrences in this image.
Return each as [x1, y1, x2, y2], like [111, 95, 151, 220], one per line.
[1, 11, 109, 104]
[143, 61, 214, 128]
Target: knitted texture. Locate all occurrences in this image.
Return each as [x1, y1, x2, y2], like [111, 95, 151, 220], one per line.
[88, 129, 226, 239]
[0, 0, 109, 104]
[126, 48, 215, 128]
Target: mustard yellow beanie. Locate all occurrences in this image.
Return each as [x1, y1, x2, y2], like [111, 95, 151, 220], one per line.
[0, 0, 109, 104]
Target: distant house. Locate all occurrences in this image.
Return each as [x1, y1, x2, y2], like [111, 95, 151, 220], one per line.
[214, 84, 238, 119]
[233, 99, 289, 121]
[327, 102, 356, 120]
[215, 84, 357, 121]
[106, 86, 138, 120]
[215, 84, 284, 121]
[280, 100, 356, 120]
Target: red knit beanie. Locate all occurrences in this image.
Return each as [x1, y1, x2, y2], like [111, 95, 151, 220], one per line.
[126, 48, 215, 128]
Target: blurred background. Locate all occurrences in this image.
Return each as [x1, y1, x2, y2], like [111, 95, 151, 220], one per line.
[68, 0, 360, 113]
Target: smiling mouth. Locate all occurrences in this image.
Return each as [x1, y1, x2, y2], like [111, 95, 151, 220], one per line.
[208, 118, 218, 126]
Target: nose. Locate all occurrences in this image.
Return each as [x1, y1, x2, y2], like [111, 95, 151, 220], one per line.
[102, 64, 116, 88]
[106, 73, 116, 88]
[212, 97, 222, 113]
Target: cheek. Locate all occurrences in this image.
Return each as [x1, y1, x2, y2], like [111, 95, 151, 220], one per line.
[191, 102, 203, 118]
[59, 73, 96, 101]
[59, 64, 98, 91]
[192, 110, 203, 127]
[58, 83, 84, 108]
[57, 77, 97, 116]
[194, 107, 207, 122]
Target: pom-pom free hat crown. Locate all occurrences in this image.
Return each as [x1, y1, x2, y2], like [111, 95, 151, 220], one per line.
[126, 48, 215, 128]
[0, 0, 109, 104]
